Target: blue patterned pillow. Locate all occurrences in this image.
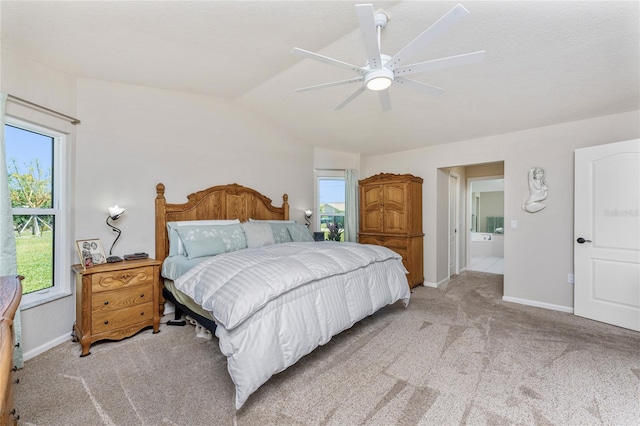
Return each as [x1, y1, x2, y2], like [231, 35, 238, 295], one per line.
[269, 223, 293, 243]
[287, 224, 314, 242]
[176, 224, 247, 254]
[181, 237, 226, 260]
[167, 220, 240, 256]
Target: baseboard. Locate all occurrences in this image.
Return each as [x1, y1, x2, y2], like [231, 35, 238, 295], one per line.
[424, 277, 450, 288]
[23, 333, 72, 362]
[24, 303, 179, 362]
[502, 296, 574, 314]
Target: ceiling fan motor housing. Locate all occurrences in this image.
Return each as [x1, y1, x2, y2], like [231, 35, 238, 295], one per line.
[373, 11, 389, 28]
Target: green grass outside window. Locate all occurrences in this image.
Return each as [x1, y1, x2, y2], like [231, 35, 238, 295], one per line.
[15, 231, 53, 294]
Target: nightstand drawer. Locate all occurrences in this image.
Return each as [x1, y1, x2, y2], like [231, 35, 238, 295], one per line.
[92, 283, 153, 312]
[92, 302, 154, 334]
[91, 266, 155, 293]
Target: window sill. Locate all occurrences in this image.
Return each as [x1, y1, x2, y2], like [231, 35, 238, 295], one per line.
[20, 290, 73, 311]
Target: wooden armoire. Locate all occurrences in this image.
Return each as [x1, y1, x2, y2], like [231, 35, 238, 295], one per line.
[358, 173, 424, 288]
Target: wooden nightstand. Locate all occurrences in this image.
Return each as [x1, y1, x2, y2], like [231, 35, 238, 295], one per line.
[71, 258, 162, 356]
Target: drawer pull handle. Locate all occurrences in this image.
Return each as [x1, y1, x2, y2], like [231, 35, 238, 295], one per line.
[104, 301, 109, 305]
[12, 366, 17, 372]
[9, 409, 15, 415]
[140, 294, 145, 298]
[140, 312, 144, 316]
[104, 320, 109, 325]
[15, 342, 19, 348]
[14, 415, 20, 421]
[14, 378, 19, 384]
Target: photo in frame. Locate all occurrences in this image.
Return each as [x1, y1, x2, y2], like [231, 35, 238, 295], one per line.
[76, 238, 107, 268]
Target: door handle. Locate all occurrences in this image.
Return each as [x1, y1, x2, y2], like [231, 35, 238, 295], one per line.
[576, 237, 592, 244]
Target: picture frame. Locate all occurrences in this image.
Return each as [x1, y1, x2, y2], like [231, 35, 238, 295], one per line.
[76, 238, 107, 268]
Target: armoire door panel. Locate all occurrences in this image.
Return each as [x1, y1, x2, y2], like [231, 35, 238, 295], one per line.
[361, 185, 383, 233]
[384, 209, 407, 233]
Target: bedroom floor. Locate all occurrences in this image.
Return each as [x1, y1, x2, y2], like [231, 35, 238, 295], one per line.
[14, 271, 640, 425]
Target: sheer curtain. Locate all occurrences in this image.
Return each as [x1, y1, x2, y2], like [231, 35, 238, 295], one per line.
[0, 93, 16, 275]
[0, 93, 23, 368]
[344, 169, 359, 242]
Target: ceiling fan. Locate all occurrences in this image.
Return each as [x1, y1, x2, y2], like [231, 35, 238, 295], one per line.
[291, 3, 484, 111]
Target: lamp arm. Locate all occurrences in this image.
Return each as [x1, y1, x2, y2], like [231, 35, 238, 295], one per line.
[106, 216, 122, 255]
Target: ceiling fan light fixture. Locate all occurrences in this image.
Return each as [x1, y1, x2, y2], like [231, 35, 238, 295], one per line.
[365, 68, 394, 91]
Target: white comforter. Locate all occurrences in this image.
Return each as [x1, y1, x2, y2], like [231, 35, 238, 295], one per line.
[175, 241, 411, 409]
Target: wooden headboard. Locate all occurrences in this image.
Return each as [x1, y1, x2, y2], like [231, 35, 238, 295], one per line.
[155, 183, 289, 262]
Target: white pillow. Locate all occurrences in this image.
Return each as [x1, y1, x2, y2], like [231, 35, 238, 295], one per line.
[167, 219, 240, 256]
[241, 222, 276, 248]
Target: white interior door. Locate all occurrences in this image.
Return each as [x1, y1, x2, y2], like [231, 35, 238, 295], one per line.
[449, 174, 458, 276]
[574, 139, 640, 331]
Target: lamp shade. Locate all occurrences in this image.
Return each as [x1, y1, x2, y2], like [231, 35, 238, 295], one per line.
[304, 210, 313, 217]
[108, 205, 125, 219]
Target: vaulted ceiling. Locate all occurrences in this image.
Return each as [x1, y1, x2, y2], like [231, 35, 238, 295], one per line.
[2, 1, 638, 155]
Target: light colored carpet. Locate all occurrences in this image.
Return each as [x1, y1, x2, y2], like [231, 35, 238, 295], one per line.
[15, 271, 640, 425]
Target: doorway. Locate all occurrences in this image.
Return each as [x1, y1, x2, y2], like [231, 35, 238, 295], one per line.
[440, 161, 505, 286]
[468, 177, 504, 274]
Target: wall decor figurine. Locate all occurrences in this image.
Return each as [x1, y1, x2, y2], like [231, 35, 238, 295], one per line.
[522, 167, 548, 213]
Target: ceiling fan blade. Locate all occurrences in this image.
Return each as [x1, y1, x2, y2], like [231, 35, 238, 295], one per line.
[335, 86, 366, 111]
[395, 77, 445, 96]
[355, 4, 383, 69]
[295, 76, 364, 92]
[394, 51, 485, 77]
[291, 47, 366, 74]
[378, 90, 391, 112]
[386, 4, 470, 70]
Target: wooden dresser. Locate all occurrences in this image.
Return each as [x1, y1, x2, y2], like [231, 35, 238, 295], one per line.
[72, 258, 162, 356]
[358, 173, 424, 288]
[0, 275, 23, 425]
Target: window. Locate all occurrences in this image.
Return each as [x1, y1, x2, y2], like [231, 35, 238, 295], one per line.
[5, 120, 66, 302]
[317, 176, 345, 241]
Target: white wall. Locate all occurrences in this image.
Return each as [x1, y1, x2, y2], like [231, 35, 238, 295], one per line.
[363, 110, 640, 310]
[313, 147, 360, 172]
[75, 79, 314, 255]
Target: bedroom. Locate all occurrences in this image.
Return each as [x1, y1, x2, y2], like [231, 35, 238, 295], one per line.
[1, 1, 639, 423]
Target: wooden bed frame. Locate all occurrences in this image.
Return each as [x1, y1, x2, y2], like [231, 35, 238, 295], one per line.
[154, 182, 289, 329]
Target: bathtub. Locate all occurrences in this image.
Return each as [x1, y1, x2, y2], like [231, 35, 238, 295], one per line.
[471, 233, 493, 241]
[470, 233, 504, 257]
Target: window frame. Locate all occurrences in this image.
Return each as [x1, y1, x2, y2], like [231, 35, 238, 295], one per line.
[6, 116, 71, 308]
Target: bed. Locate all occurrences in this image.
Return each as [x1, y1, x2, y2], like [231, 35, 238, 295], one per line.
[154, 182, 411, 409]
